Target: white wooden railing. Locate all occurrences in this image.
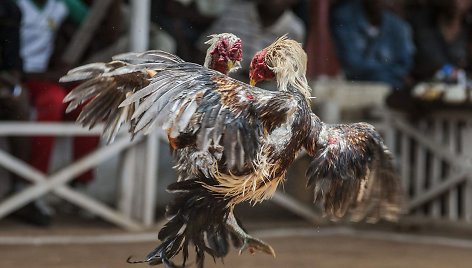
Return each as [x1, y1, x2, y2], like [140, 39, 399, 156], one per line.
[382, 110, 472, 222]
[0, 122, 322, 232]
[0, 122, 159, 231]
[6, 81, 469, 231]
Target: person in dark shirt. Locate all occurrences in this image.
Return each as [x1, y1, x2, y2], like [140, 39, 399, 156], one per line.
[330, 0, 415, 90]
[409, 0, 472, 81]
[0, 0, 30, 182]
[0, 1, 23, 74]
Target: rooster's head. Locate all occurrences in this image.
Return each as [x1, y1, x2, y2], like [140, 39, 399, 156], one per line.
[249, 35, 311, 101]
[204, 33, 242, 75]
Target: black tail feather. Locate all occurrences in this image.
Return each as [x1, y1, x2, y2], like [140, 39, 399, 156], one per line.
[206, 226, 229, 257]
[145, 179, 233, 267]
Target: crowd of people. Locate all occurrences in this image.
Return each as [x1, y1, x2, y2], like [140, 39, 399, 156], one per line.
[329, 0, 472, 110]
[1, 0, 471, 226]
[151, 0, 472, 103]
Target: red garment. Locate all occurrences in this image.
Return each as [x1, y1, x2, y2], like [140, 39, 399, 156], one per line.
[27, 80, 99, 183]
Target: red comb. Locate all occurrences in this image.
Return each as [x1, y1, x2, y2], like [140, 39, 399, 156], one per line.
[250, 49, 275, 82]
[229, 39, 242, 61]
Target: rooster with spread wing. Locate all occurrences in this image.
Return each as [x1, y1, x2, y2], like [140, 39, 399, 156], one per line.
[61, 35, 403, 267]
[61, 33, 271, 264]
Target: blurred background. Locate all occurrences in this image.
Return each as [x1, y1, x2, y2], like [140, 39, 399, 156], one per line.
[1, 0, 472, 267]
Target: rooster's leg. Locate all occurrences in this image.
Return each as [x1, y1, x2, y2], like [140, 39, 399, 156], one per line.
[226, 213, 276, 257]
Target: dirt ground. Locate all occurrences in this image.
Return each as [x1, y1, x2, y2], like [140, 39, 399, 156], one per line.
[1, 215, 472, 268]
[1, 233, 472, 268]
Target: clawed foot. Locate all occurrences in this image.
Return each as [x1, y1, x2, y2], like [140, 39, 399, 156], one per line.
[239, 236, 276, 257]
[226, 212, 276, 257]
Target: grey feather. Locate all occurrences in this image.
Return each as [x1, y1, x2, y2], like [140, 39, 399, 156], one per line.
[177, 99, 198, 133]
[120, 75, 174, 107]
[159, 98, 186, 129]
[212, 109, 228, 145]
[196, 107, 215, 151]
[113, 50, 184, 64]
[133, 76, 193, 121]
[59, 71, 98, 83]
[63, 78, 109, 103]
[66, 62, 110, 74]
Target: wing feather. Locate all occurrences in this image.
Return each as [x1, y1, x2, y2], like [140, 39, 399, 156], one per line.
[176, 99, 199, 133]
[120, 63, 301, 173]
[112, 50, 184, 64]
[196, 104, 216, 150]
[64, 83, 104, 113]
[77, 87, 118, 128]
[63, 50, 302, 174]
[305, 119, 404, 222]
[61, 50, 186, 143]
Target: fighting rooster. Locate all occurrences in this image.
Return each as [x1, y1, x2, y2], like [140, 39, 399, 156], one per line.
[62, 36, 403, 267]
[249, 37, 403, 223]
[61, 33, 271, 264]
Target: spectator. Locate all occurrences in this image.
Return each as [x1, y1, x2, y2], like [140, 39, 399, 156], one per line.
[409, 0, 472, 82]
[0, 0, 51, 225]
[14, 0, 105, 225]
[0, 0, 30, 193]
[198, 0, 306, 77]
[330, 0, 415, 90]
[14, 0, 71, 226]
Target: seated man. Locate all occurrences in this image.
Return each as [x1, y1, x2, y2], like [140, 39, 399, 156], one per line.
[330, 0, 414, 90]
[409, 0, 472, 82]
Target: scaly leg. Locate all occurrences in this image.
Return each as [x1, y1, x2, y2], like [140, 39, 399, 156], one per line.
[225, 212, 276, 257]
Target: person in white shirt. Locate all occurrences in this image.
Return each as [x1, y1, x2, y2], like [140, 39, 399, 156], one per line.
[18, 0, 68, 73]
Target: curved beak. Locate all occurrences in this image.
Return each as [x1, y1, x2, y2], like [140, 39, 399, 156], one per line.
[249, 78, 257, 86]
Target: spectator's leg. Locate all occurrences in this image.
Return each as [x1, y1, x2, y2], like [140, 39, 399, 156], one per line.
[63, 101, 100, 185]
[7, 88, 31, 184]
[27, 81, 66, 174]
[7, 81, 63, 226]
[72, 135, 100, 184]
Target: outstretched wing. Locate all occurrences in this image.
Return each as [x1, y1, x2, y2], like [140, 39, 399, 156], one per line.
[305, 115, 404, 222]
[119, 62, 297, 174]
[60, 50, 184, 143]
[62, 51, 298, 174]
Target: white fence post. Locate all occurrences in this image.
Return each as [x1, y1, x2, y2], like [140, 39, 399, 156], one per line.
[462, 123, 472, 222]
[430, 120, 443, 218]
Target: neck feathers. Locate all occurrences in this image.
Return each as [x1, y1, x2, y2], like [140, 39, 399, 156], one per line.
[265, 35, 312, 102]
[275, 69, 311, 101]
[204, 35, 219, 69]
